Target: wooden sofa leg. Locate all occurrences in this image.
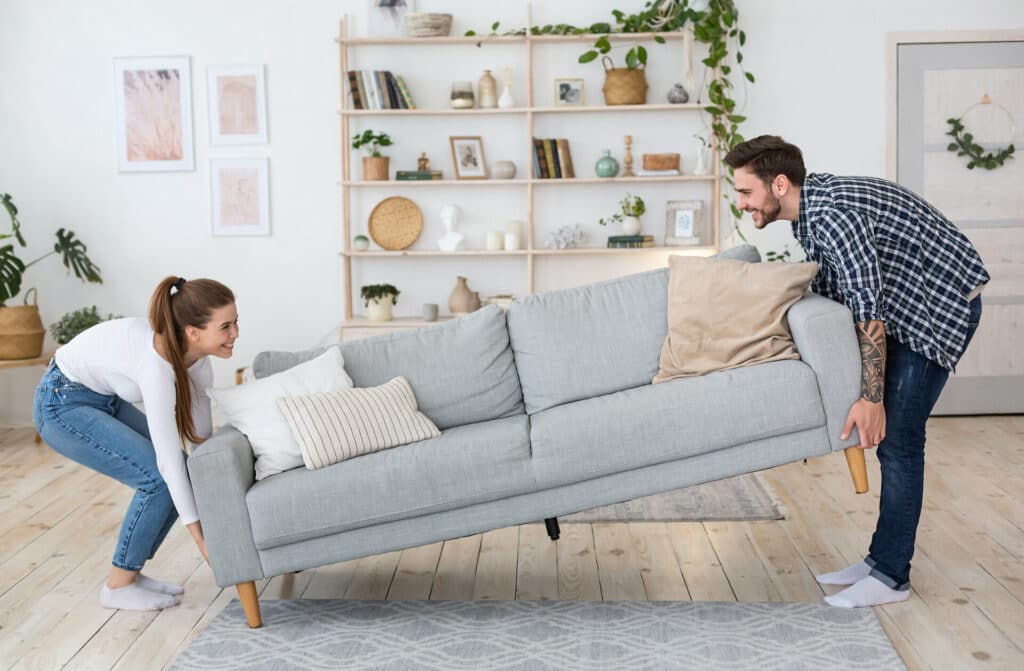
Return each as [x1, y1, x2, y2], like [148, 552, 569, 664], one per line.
[236, 581, 262, 628]
[844, 447, 869, 494]
[544, 517, 560, 541]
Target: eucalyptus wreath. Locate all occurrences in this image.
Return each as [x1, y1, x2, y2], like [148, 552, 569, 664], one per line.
[945, 117, 1015, 170]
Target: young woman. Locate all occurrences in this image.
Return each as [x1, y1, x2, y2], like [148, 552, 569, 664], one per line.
[33, 277, 238, 611]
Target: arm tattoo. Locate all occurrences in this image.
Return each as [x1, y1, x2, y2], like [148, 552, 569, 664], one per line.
[856, 320, 886, 403]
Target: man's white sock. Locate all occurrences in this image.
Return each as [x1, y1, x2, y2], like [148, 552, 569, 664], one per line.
[100, 583, 178, 611]
[824, 576, 910, 608]
[136, 573, 185, 595]
[815, 560, 872, 585]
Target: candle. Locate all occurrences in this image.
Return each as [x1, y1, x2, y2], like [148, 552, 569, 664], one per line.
[486, 231, 504, 251]
[504, 232, 521, 250]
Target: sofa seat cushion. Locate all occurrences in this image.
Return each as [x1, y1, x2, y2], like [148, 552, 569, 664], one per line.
[246, 414, 535, 550]
[528, 360, 826, 489]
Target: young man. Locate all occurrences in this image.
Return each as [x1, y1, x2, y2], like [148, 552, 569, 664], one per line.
[724, 135, 989, 608]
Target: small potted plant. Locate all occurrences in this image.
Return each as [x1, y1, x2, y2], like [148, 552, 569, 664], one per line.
[361, 283, 400, 322]
[598, 193, 645, 235]
[352, 130, 393, 181]
[49, 306, 121, 345]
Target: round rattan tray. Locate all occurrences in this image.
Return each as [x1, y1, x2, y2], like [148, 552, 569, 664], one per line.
[367, 197, 423, 250]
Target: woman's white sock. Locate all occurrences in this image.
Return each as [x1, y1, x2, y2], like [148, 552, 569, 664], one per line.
[824, 576, 910, 608]
[100, 583, 178, 611]
[136, 573, 185, 595]
[815, 560, 872, 585]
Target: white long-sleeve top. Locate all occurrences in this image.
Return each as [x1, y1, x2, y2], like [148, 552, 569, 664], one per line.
[54, 318, 212, 525]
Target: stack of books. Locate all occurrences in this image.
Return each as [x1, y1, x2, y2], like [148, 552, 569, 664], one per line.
[346, 70, 416, 110]
[607, 235, 655, 248]
[396, 170, 443, 181]
[635, 168, 681, 176]
[532, 138, 575, 179]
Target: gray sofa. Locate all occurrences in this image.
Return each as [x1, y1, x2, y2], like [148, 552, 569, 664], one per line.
[187, 246, 865, 627]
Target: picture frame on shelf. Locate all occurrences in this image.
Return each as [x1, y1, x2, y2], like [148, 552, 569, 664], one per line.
[368, 0, 414, 38]
[210, 158, 270, 237]
[113, 56, 193, 172]
[554, 78, 584, 106]
[449, 136, 488, 180]
[665, 200, 704, 246]
[206, 65, 268, 145]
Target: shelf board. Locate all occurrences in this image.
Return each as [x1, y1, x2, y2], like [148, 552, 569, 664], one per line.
[340, 103, 705, 116]
[341, 175, 715, 186]
[532, 246, 717, 256]
[341, 247, 717, 257]
[533, 175, 717, 184]
[338, 31, 689, 46]
[342, 108, 529, 116]
[342, 250, 530, 257]
[342, 179, 525, 186]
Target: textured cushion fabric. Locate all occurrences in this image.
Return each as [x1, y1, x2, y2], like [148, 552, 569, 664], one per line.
[713, 243, 762, 263]
[246, 414, 535, 550]
[253, 305, 524, 430]
[654, 256, 819, 383]
[528, 359, 825, 490]
[277, 377, 441, 470]
[209, 348, 353, 480]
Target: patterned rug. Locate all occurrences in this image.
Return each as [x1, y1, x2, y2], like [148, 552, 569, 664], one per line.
[563, 472, 783, 522]
[171, 599, 904, 670]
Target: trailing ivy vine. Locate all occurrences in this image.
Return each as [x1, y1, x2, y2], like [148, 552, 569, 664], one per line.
[945, 117, 1015, 170]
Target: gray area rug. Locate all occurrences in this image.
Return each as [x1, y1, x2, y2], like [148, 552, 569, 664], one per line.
[563, 472, 783, 522]
[172, 599, 904, 671]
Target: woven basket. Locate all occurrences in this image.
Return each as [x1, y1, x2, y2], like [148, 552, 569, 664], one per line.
[403, 13, 452, 38]
[368, 197, 423, 250]
[601, 56, 648, 106]
[0, 288, 46, 360]
[643, 153, 680, 171]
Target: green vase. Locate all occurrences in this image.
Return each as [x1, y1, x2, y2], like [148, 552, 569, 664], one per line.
[594, 149, 619, 178]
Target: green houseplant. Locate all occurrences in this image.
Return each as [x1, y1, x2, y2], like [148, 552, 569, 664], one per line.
[352, 130, 394, 181]
[1, 193, 102, 359]
[361, 283, 400, 322]
[599, 193, 646, 235]
[49, 306, 121, 345]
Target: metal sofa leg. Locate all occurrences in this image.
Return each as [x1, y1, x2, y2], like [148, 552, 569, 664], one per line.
[236, 581, 263, 628]
[544, 517, 560, 541]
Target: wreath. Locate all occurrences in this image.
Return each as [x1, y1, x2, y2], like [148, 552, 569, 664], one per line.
[945, 96, 1016, 170]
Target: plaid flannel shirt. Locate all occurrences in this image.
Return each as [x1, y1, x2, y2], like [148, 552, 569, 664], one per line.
[793, 173, 989, 371]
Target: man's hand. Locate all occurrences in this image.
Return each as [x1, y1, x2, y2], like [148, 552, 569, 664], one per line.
[841, 398, 886, 449]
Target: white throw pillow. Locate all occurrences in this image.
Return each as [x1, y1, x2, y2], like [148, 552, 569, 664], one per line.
[209, 347, 353, 480]
[276, 376, 440, 470]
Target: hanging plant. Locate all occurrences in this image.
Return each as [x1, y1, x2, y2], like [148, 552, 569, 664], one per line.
[945, 117, 1015, 170]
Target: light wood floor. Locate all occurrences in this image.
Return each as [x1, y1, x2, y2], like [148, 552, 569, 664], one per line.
[1, 416, 1022, 670]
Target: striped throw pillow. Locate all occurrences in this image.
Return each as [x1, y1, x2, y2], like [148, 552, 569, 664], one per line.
[275, 376, 440, 470]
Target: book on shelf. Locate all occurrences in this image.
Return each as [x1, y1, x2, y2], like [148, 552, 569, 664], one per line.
[531, 138, 574, 178]
[607, 238, 656, 248]
[394, 75, 416, 108]
[635, 168, 681, 176]
[607, 234, 654, 241]
[556, 139, 575, 178]
[346, 70, 413, 110]
[395, 170, 443, 180]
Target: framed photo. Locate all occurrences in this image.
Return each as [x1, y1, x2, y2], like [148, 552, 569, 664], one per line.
[113, 56, 193, 172]
[210, 158, 270, 236]
[665, 200, 704, 246]
[449, 136, 488, 180]
[554, 77, 584, 106]
[368, 0, 414, 38]
[207, 65, 268, 145]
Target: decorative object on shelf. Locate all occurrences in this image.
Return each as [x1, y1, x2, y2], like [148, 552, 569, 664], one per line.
[369, 0, 412, 38]
[361, 283, 400, 322]
[49, 306, 121, 346]
[352, 129, 393, 181]
[545, 224, 587, 249]
[469, 291, 482, 312]
[404, 12, 452, 38]
[449, 136, 488, 180]
[623, 135, 634, 177]
[422, 303, 439, 322]
[505, 220, 524, 237]
[417, 152, 430, 172]
[347, 70, 415, 110]
[368, 196, 423, 250]
[667, 83, 689, 104]
[492, 160, 516, 180]
[0, 288, 45, 360]
[449, 275, 477, 314]
[607, 234, 654, 248]
[554, 78, 584, 107]
[945, 94, 1016, 170]
[210, 158, 272, 237]
[498, 67, 515, 109]
[437, 204, 464, 251]
[504, 231, 521, 250]
[594, 149, 620, 178]
[486, 231, 504, 251]
[665, 199, 704, 246]
[207, 64, 268, 145]
[693, 134, 711, 176]
[482, 294, 515, 312]
[113, 56, 193, 173]
[600, 55, 647, 106]
[598, 193, 645, 236]
[642, 153, 680, 171]
[450, 81, 475, 109]
[353, 234, 370, 251]
[396, 169, 442, 181]
[478, 69, 498, 108]
[533, 138, 575, 178]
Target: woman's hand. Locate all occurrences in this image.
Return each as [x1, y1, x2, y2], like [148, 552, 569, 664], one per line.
[187, 521, 210, 564]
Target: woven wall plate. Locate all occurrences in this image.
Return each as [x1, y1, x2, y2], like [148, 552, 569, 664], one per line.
[368, 197, 423, 250]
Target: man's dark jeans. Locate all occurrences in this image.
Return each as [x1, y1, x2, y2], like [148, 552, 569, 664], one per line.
[865, 296, 983, 590]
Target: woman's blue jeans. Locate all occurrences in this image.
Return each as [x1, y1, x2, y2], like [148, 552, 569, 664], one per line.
[865, 296, 983, 591]
[32, 361, 178, 571]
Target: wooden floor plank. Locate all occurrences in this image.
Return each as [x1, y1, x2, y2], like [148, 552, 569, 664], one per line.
[556, 524, 601, 602]
[592, 523, 646, 601]
[473, 527, 518, 601]
[387, 542, 442, 601]
[430, 535, 480, 601]
[628, 523, 689, 601]
[664, 522, 735, 601]
[516, 524, 558, 601]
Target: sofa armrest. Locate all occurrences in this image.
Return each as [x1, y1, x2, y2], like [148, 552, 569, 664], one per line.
[788, 293, 863, 455]
[187, 427, 264, 586]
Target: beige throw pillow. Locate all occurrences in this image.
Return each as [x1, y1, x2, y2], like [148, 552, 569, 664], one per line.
[276, 376, 440, 470]
[653, 256, 819, 383]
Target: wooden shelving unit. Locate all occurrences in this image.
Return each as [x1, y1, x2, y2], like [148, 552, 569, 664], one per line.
[338, 16, 721, 330]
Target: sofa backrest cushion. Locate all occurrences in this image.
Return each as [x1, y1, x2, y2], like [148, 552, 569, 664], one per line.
[253, 304, 524, 429]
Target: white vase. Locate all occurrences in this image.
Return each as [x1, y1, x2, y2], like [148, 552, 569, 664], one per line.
[498, 85, 514, 109]
[367, 296, 394, 322]
[694, 146, 711, 176]
[622, 215, 642, 236]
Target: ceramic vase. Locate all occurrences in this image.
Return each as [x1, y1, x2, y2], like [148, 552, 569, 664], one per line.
[449, 276, 474, 314]
[478, 69, 498, 108]
[367, 296, 394, 322]
[621, 216, 642, 236]
[595, 149, 619, 178]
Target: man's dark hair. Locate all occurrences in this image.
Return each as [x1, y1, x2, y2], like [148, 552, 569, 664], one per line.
[723, 135, 806, 187]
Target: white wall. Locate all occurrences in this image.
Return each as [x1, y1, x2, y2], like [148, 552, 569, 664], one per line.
[2, 0, 1023, 425]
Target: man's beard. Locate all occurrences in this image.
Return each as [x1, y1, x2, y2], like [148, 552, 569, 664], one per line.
[755, 190, 782, 227]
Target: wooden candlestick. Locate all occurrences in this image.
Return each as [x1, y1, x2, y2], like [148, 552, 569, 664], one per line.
[623, 135, 634, 177]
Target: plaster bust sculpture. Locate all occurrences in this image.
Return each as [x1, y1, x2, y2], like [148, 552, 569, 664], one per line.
[437, 204, 464, 251]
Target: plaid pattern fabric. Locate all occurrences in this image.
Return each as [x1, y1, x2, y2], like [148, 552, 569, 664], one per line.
[792, 173, 989, 371]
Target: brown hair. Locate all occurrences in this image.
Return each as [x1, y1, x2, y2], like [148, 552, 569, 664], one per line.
[148, 277, 235, 445]
[724, 135, 807, 187]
